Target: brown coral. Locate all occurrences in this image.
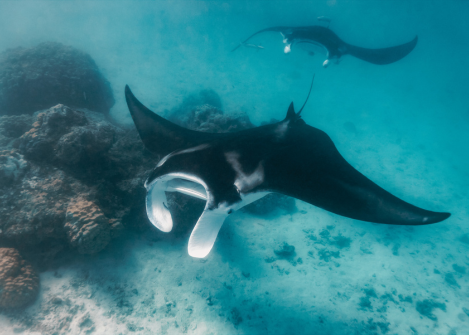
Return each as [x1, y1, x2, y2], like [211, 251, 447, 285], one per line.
[64, 198, 111, 254]
[0, 248, 39, 310]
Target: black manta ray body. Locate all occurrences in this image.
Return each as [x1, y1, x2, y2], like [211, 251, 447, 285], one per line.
[125, 84, 449, 258]
[232, 25, 418, 67]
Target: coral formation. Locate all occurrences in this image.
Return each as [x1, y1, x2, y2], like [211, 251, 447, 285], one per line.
[0, 150, 28, 185]
[0, 42, 114, 115]
[0, 248, 39, 310]
[65, 198, 111, 254]
[0, 105, 146, 260]
[19, 104, 120, 171]
[171, 104, 254, 133]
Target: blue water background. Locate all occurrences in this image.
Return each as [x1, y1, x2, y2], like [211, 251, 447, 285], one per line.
[1, 1, 468, 334]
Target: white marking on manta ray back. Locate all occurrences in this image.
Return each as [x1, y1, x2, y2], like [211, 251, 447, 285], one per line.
[275, 120, 289, 140]
[224, 151, 265, 193]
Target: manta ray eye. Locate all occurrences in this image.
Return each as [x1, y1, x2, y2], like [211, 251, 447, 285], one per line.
[227, 209, 233, 215]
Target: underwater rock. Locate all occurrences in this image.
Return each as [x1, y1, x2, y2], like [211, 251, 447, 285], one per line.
[0, 104, 149, 263]
[0, 167, 72, 246]
[274, 242, 296, 258]
[415, 299, 446, 321]
[0, 42, 114, 115]
[64, 198, 111, 254]
[0, 114, 32, 147]
[19, 104, 88, 161]
[171, 103, 254, 133]
[55, 118, 116, 166]
[167, 89, 222, 122]
[168, 89, 252, 132]
[0, 248, 39, 310]
[0, 150, 28, 185]
[19, 104, 120, 168]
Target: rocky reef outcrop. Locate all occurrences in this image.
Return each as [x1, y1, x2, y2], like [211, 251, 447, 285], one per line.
[64, 198, 112, 255]
[0, 248, 39, 310]
[0, 105, 152, 265]
[0, 42, 114, 116]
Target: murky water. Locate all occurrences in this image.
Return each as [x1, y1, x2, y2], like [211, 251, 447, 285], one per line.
[0, 1, 468, 334]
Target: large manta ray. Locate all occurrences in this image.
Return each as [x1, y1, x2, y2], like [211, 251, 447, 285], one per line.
[125, 83, 449, 258]
[232, 25, 418, 67]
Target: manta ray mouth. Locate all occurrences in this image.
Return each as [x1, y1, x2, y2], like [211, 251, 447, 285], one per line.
[145, 173, 208, 233]
[145, 171, 270, 258]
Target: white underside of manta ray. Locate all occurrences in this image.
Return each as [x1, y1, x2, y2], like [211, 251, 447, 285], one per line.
[124, 81, 450, 259]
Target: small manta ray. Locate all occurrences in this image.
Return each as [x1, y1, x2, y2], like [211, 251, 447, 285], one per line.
[232, 25, 418, 67]
[125, 79, 449, 258]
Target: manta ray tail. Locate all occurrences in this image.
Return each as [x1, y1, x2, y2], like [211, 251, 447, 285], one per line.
[125, 86, 221, 157]
[345, 36, 418, 65]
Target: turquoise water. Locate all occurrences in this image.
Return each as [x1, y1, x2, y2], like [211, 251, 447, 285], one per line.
[1, 1, 468, 334]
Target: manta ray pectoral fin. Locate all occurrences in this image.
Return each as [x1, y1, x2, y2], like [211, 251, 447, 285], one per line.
[188, 206, 229, 258]
[125, 86, 223, 157]
[268, 124, 450, 225]
[345, 36, 418, 65]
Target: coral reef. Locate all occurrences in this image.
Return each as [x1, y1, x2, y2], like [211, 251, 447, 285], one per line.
[0, 150, 28, 185]
[64, 198, 111, 254]
[0, 248, 39, 310]
[167, 88, 222, 123]
[170, 104, 254, 133]
[0, 105, 151, 264]
[0, 42, 114, 115]
[0, 115, 32, 147]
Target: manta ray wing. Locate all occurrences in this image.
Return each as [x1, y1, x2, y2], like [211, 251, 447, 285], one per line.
[125, 85, 224, 157]
[264, 122, 450, 225]
[345, 36, 418, 65]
